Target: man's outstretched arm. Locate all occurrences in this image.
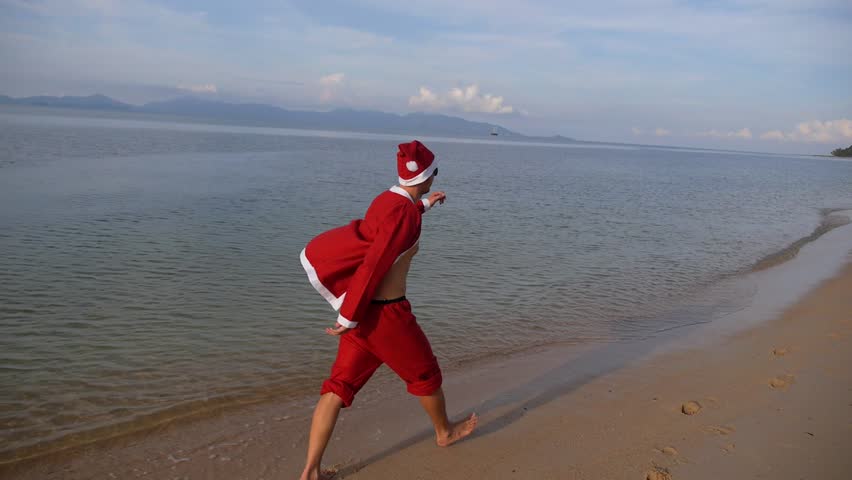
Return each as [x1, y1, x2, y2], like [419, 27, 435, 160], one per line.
[417, 191, 447, 214]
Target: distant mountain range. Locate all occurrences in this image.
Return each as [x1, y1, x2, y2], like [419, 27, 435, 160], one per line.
[0, 93, 133, 111]
[0, 94, 575, 141]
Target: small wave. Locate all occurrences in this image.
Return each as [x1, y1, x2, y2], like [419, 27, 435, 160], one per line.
[750, 208, 851, 272]
[0, 384, 311, 467]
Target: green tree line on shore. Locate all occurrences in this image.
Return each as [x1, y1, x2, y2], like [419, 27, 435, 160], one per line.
[831, 145, 852, 157]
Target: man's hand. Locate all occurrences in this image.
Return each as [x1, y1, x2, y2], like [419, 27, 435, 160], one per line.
[427, 191, 447, 206]
[325, 323, 351, 336]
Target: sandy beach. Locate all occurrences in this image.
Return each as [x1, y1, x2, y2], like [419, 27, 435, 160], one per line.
[2, 251, 850, 480]
[338, 263, 852, 480]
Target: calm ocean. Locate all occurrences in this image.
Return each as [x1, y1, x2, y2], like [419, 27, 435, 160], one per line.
[1, 108, 851, 462]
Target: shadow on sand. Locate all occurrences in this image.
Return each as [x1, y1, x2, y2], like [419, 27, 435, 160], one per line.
[335, 324, 695, 477]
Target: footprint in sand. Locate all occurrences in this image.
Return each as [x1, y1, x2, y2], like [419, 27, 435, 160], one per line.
[681, 401, 702, 415]
[722, 443, 736, 453]
[320, 465, 340, 479]
[654, 446, 679, 457]
[661, 446, 678, 457]
[646, 466, 673, 480]
[769, 374, 796, 389]
[704, 425, 736, 435]
[772, 347, 789, 357]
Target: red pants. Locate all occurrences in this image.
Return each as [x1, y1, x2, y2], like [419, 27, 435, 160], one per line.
[321, 299, 442, 407]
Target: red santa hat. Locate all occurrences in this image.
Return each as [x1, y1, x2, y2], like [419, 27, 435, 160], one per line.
[397, 140, 438, 186]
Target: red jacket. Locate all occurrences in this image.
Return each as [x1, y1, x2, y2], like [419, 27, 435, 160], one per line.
[300, 186, 433, 327]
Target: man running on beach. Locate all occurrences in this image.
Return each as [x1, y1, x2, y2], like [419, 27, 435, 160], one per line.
[297, 140, 477, 480]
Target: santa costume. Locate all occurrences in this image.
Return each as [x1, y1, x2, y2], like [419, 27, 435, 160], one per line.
[300, 140, 442, 407]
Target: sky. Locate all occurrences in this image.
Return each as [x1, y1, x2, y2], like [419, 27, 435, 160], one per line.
[1, 0, 851, 154]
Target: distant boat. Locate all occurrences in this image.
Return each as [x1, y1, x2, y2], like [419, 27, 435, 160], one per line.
[490, 127, 498, 136]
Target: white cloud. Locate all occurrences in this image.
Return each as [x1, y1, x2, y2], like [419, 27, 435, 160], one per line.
[410, 87, 440, 107]
[733, 128, 753, 139]
[698, 128, 753, 139]
[177, 83, 216, 93]
[319, 73, 345, 87]
[631, 127, 672, 137]
[409, 84, 514, 114]
[759, 119, 852, 143]
[760, 130, 786, 140]
[318, 73, 346, 102]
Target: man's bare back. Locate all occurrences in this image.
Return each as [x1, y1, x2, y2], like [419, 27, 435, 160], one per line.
[373, 243, 418, 300]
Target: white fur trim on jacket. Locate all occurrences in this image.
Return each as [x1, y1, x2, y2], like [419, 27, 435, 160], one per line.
[300, 248, 346, 311]
[336, 313, 358, 328]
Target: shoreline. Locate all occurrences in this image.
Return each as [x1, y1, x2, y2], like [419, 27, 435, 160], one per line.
[343, 263, 852, 480]
[3, 208, 849, 469]
[2, 219, 851, 478]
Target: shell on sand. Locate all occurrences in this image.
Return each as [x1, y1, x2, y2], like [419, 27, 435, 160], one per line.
[681, 401, 702, 415]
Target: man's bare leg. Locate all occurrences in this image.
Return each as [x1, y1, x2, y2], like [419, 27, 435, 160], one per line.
[300, 392, 344, 480]
[418, 387, 478, 447]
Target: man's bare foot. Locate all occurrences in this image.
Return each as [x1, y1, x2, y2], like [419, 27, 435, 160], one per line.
[436, 413, 478, 447]
[299, 467, 336, 480]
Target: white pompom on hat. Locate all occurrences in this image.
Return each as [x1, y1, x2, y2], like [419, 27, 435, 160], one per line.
[397, 140, 437, 186]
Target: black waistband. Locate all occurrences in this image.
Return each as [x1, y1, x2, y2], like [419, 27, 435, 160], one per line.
[370, 296, 407, 305]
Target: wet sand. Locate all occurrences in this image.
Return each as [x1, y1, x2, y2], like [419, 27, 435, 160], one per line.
[3, 261, 852, 479]
[340, 262, 852, 480]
